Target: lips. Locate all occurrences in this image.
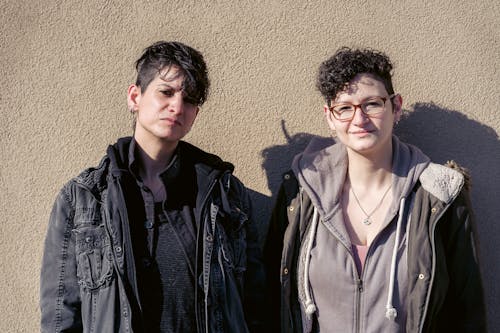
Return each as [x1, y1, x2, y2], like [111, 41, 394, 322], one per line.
[349, 129, 374, 135]
[160, 117, 182, 126]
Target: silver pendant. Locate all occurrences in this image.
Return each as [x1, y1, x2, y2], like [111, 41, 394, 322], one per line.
[363, 218, 372, 226]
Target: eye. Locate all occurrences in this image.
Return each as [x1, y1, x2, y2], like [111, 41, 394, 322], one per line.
[334, 104, 353, 113]
[365, 99, 384, 108]
[160, 89, 174, 97]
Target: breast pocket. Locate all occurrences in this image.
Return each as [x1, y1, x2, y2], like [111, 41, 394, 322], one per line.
[74, 225, 114, 292]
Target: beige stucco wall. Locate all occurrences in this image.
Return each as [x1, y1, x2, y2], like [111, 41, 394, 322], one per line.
[1, 0, 499, 331]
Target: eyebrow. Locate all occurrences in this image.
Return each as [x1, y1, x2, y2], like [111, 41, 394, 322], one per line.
[156, 83, 182, 91]
[333, 95, 384, 103]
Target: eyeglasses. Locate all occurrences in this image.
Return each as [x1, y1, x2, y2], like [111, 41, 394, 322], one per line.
[328, 94, 396, 121]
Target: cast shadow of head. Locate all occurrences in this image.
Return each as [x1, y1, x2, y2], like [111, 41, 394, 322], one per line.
[250, 121, 328, 240]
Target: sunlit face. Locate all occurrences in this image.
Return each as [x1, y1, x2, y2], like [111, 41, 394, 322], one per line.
[324, 73, 402, 157]
[128, 66, 199, 146]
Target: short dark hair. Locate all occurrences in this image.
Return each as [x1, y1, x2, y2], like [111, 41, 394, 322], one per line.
[135, 41, 210, 105]
[316, 47, 394, 103]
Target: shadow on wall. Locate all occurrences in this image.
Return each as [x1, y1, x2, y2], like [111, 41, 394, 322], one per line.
[395, 102, 500, 329]
[257, 103, 500, 328]
[261, 121, 327, 196]
[250, 121, 324, 245]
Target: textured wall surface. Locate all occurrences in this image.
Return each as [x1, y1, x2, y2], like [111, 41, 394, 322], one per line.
[1, 0, 499, 331]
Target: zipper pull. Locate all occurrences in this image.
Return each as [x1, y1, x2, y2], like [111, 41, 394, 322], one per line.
[357, 278, 363, 292]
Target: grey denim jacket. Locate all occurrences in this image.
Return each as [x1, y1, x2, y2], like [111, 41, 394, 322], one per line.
[40, 138, 265, 333]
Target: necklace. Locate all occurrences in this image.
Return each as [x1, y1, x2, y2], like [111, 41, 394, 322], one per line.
[350, 183, 392, 226]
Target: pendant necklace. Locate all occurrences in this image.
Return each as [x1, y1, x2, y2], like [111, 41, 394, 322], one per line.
[350, 183, 392, 226]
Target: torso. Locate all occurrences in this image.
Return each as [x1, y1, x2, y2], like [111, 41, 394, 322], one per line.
[342, 179, 394, 247]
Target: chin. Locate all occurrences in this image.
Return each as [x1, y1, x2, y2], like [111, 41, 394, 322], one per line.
[350, 137, 377, 148]
[154, 128, 185, 140]
[347, 140, 379, 153]
[158, 134, 184, 142]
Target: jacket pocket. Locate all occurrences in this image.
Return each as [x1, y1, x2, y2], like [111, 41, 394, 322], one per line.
[74, 225, 114, 292]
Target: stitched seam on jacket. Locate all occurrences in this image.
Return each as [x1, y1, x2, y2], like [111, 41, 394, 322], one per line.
[55, 186, 76, 332]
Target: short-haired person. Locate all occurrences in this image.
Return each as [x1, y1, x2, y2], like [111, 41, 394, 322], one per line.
[40, 41, 265, 332]
[264, 48, 486, 332]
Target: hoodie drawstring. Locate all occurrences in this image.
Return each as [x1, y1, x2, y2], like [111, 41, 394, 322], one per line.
[302, 200, 410, 322]
[303, 207, 319, 315]
[385, 197, 406, 320]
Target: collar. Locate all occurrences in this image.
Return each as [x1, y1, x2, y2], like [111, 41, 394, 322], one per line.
[127, 138, 182, 185]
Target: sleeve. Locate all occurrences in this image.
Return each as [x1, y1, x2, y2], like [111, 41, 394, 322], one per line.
[242, 180, 266, 332]
[262, 180, 292, 333]
[439, 188, 487, 332]
[228, 175, 268, 333]
[40, 186, 82, 332]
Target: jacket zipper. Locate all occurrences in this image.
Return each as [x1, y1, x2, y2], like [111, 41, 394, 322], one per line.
[352, 203, 408, 333]
[355, 277, 363, 333]
[343, 222, 386, 333]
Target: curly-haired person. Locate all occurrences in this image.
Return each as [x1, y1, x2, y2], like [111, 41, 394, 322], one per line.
[40, 41, 266, 333]
[264, 48, 486, 332]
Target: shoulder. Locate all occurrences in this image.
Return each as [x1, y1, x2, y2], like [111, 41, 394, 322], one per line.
[62, 156, 110, 201]
[223, 173, 251, 211]
[179, 141, 234, 172]
[280, 171, 301, 200]
[269, 171, 303, 216]
[419, 161, 467, 204]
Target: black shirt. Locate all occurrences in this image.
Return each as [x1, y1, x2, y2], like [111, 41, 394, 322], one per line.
[129, 144, 198, 332]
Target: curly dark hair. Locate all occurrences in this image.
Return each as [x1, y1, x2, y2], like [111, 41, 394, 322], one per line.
[316, 47, 394, 103]
[135, 41, 210, 105]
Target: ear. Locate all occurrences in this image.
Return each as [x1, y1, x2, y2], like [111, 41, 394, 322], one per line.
[392, 94, 403, 123]
[127, 84, 141, 112]
[323, 104, 337, 131]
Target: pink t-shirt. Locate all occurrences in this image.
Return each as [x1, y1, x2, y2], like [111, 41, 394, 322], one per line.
[352, 244, 369, 276]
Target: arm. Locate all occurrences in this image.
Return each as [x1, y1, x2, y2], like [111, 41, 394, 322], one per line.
[233, 178, 268, 333]
[40, 186, 82, 332]
[439, 188, 487, 332]
[262, 180, 293, 333]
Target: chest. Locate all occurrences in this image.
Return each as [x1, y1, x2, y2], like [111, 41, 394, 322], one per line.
[308, 217, 409, 332]
[342, 191, 394, 246]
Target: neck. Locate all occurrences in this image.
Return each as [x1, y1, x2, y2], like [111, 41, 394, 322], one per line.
[346, 143, 393, 189]
[134, 136, 178, 181]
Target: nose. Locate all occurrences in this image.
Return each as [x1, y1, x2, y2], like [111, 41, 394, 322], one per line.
[351, 105, 369, 125]
[168, 92, 184, 114]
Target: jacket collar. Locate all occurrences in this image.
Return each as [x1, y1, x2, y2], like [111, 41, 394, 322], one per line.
[73, 136, 234, 198]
